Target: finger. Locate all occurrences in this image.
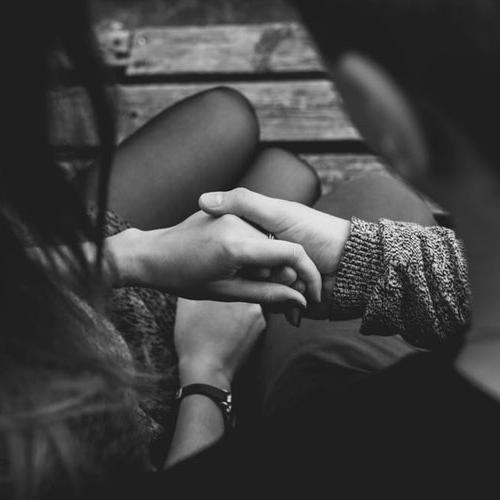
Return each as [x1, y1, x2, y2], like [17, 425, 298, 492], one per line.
[241, 267, 272, 281]
[291, 279, 306, 295]
[211, 279, 307, 309]
[270, 266, 297, 286]
[241, 266, 297, 283]
[235, 239, 322, 303]
[285, 308, 303, 328]
[199, 188, 287, 234]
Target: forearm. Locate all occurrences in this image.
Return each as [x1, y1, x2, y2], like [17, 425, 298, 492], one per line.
[330, 217, 471, 347]
[165, 394, 225, 468]
[165, 361, 232, 468]
[25, 227, 152, 293]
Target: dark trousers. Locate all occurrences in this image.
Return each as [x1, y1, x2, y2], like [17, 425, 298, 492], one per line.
[251, 172, 436, 417]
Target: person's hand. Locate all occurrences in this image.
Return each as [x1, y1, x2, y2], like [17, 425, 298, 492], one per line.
[107, 211, 321, 308]
[199, 188, 351, 275]
[174, 299, 266, 388]
[199, 188, 352, 318]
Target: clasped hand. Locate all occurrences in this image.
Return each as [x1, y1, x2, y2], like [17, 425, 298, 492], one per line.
[108, 210, 322, 309]
[199, 188, 352, 318]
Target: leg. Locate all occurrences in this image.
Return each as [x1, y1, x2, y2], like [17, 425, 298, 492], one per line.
[85, 87, 260, 230]
[237, 147, 321, 206]
[314, 172, 436, 225]
[258, 172, 437, 415]
[85, 86, 321, 229]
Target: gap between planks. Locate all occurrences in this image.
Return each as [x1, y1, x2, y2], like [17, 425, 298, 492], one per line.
[49, 81, 358, 146]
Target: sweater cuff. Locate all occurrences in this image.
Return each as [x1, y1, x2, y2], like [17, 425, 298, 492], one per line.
[330, 217, 384, 315]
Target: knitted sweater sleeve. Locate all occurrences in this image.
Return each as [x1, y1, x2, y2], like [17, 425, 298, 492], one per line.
[330, 217, 471, 348]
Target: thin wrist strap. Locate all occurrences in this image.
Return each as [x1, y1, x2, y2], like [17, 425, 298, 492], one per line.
[176, 383, 235, 430]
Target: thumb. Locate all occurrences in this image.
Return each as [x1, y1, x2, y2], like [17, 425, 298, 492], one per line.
[199, 187, 284, 233]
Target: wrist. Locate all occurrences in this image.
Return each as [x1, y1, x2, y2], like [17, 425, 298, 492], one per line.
[324, 217, 351, 274]
[179, 359, 232, 390]
[330, 217, 383, 315]
[105, 228, 146, 287]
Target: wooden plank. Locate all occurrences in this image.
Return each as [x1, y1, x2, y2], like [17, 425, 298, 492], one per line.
[304, 154, 449, 221]
[302, 155, 388, 194]
[127, 23, 324, 76]
[49, 81, 358, 146]
[92, 1, 298, 28]
[95, 23, 132, 67]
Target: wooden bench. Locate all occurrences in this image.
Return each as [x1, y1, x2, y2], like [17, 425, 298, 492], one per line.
[52, 21, 445, 219]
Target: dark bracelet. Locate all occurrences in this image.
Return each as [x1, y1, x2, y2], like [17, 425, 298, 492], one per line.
[176, 383, 235, 430]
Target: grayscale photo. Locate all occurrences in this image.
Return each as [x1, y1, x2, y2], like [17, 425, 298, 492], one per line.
[2, 0, 498, 497]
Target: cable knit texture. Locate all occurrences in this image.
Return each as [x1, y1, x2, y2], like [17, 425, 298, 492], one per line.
[331, 217, 471, 348]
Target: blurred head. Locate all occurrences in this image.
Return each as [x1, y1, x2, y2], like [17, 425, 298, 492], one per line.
[291, 0, 500, 189]
[292, 0, 500, 327]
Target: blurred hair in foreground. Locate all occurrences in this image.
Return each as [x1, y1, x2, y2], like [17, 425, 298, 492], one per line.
[0, 1, 150, 498]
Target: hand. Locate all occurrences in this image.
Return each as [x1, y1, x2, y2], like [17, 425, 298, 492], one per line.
[199, 189, 351, 275]
[199, 188, 352, 318]
[174, 299, 266, 388]
[108, 211, 321, 308]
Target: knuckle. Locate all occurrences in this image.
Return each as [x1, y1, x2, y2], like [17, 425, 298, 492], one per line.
[283, 266, 297, 281]
[219, 233, 238, 258]
[260, 289, 275, 305]
[220, 213, 240, 227]
[248, 303, 263, 318]
[123, 227, 143, 244]
[289, 243, 305, 262]
[255, 314, 266, 330]
[242, 304, 262, 323]
[294, 280, 307, 294]
[233, 187, 249, 199]
[232, 187, 251, 206]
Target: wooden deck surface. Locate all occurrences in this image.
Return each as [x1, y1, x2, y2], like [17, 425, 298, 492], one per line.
[52, 18, 448, 217]
[92, 0, 296, 28]
[54, 22, 387, 195]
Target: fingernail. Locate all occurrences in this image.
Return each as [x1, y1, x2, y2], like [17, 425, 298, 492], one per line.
[288, 299, 306, 311]
[289, 308, 303, 328]
[201, 192, 224, 209]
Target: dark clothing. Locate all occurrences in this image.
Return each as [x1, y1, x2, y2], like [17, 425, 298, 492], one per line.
[90, 175, 473, 494]
[104, 347, 499, 498]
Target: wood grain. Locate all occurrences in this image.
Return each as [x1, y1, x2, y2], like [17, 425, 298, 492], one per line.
[302, 155, 448, 218]
[93, 22, 323, 74]
[127, 23, 324, 75]
[302, 154, 388, 194]
[96, 24, 132, 67]
[49, 81, 358, 146]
